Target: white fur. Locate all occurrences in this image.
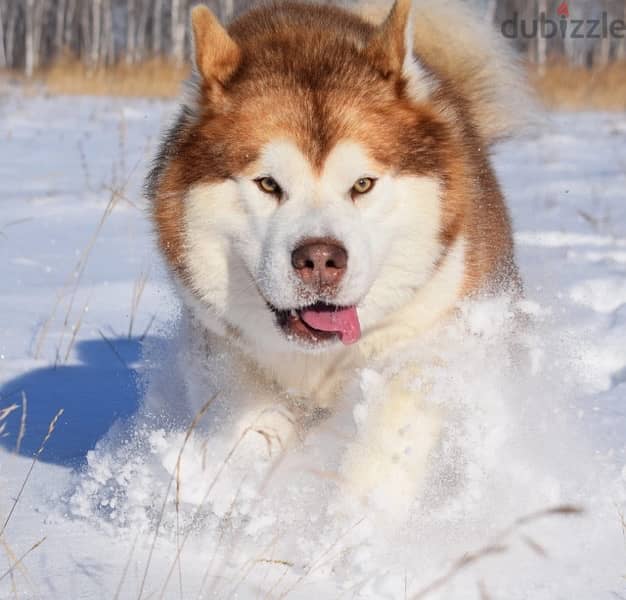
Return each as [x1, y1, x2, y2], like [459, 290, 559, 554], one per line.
[177, 138, 468, 518]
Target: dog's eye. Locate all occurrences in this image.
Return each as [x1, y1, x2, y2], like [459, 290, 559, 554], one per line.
[351, 177, 376, 197]
[255, 177, 282, 196]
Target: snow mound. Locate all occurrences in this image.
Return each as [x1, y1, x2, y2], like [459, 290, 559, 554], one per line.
[69, 294, 626, 598]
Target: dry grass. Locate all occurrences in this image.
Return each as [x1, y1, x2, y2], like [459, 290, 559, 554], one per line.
[530, 61, 626, 110]
[3, 54, 626, 110]
[40, 57, 190, 99]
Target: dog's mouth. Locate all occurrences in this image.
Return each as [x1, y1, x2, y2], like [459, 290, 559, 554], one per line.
[269, 302, 361, 346]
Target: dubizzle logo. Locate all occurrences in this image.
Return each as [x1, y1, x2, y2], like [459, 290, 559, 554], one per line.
[556, 1, 569, 18]
[502, 1, 625, 39]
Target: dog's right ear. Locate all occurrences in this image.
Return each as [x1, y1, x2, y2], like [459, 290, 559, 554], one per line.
[366, 0, 433, 103]
[191, 6, 241, 96]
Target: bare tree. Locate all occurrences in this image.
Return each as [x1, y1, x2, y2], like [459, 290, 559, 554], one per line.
[0, 2, 7, 69]
[63, 0, 76, 48]
[4, 0, 19, 69]
[536, 0, 547, 74]
[127, 0, 137, 64]
[91, 0, 102, 66]
[102, 0, 114, 65]
[153, 0, 164, 56]
[1, 0, 625, 77]
[136, 0, 150, 63]
[171, 0, 186, 65]
[24, 0, 35, 76]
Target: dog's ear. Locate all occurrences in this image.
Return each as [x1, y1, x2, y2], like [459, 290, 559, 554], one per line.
[366, 0, 433, 102]
[191, 6, 241, 97]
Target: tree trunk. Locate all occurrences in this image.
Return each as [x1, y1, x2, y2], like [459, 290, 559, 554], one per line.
[171, 0, 185, 65]
[221, 0, 234, 22]
[64, 0, 76, 49]
[25, 0, 35, 76]
[127, 0, 136, 64]
[153, 0, 163, 57]
[55, 0, 67, 57]
[91, 0, 101, 66]
[621, 1, 626, 61]
[536, 0, 547, 75]
[0, 2, 7, 69]
[136, 0, 150, 62]
[103, 0, 114, 65]
[5, 0, 17, 69]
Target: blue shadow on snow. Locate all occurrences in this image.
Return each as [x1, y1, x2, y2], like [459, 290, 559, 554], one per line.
[0, 337, 153, 467]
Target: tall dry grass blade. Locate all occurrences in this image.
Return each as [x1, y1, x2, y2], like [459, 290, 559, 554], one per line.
[62, 294, 91, 364]
[411, 545, 508, 600]
[161, 426, 265, 600]
[14, 393, 26, 454]
[277, 517, 366, 599]
[113, 531, 141, 600]
[129, 267, 150, 339]
[521, 535, 548, 557]
[171, 414, 296, 600]
[77, 139, 93, 192]
[137, 394, 217, 600]
[0, 410, 64, 537]
[34, 153, 141, 359]
[97, 329, 128, 369]
[334, 573, 377, 600]
[255, 558, 294, 568]
[0, 537, 46, 584]
[409, 504, 584, 599]
[225, 535, 282, 600]
[6, 553, 17, 600]
[34, 192, 116, 359]
[0, 537, 35, 592]
[477, 580, 492, 600]
[139, 314, 156, 342]
[195, 479, 247, 600]
[0, 404, 18, 423]
[262, 564, 290, 600]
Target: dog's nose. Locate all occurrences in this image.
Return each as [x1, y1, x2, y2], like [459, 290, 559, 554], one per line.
[291, 238, 347, 289]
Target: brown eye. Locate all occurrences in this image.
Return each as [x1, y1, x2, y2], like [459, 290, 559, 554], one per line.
[351, 177, 376, 196]
[256, 176, 282, 196]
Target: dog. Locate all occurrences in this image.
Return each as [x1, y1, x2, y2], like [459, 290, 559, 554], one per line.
[147, 0, 527, 519]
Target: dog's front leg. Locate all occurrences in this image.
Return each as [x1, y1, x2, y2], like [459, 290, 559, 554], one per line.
[340, 367, 442, 524]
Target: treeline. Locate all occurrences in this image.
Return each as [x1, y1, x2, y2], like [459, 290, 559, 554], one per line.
[0, 0, 625, 75]
[0, 0, 243, 75]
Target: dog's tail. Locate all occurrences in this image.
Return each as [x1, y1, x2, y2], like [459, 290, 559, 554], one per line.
[361, 0, 532, 143]
[410, 0, 531, 144]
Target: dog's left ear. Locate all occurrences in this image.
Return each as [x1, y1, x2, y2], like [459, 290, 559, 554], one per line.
[191, 6, 241, 102]
[366, 0, 433, 102]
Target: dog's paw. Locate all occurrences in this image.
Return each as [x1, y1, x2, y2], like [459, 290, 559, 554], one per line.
[340, 368, 442, 522]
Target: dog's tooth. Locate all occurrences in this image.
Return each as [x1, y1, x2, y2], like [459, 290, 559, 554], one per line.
[290, 309, 297, 317]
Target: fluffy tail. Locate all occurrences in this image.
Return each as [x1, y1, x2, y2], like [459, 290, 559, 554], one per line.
[362, 0, 532, 143]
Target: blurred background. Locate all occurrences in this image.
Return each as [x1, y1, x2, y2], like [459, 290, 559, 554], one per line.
[0, 0, 625, 108]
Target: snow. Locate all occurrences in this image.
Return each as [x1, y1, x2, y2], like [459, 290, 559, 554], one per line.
[1, 94, 625, 599]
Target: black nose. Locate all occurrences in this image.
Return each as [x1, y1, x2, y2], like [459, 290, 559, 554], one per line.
[291, 238, 348, 290]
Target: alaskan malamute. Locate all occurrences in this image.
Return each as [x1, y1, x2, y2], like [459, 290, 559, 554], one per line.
[148, 0, 527, 515]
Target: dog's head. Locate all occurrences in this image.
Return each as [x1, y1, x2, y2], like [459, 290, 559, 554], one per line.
[151, 0, 473, 354]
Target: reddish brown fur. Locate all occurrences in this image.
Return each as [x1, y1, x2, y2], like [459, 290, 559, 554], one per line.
[149, 1, 518, 295]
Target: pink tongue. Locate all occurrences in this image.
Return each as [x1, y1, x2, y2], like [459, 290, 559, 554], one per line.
[300, 306, 361, 345]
